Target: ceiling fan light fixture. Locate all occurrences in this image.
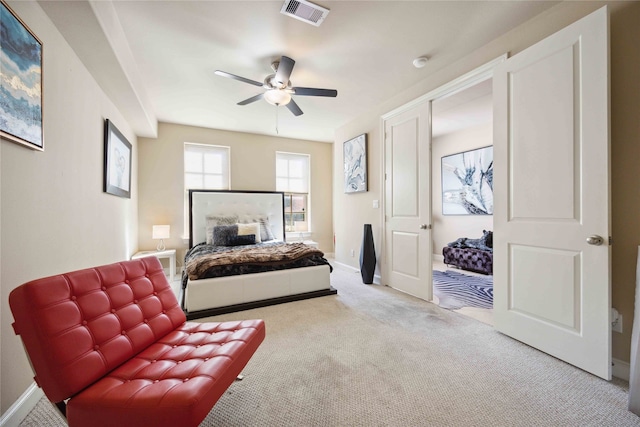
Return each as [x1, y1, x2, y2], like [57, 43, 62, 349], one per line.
[264, 89, 291, 106]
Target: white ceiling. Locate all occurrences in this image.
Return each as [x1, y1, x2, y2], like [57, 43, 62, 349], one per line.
[38, 0, 559, 142]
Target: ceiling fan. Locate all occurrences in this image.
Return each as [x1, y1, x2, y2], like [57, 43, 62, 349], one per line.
[214, 56, 337, 117]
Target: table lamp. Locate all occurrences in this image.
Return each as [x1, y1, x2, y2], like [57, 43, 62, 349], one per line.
[152, 225, 170, 251]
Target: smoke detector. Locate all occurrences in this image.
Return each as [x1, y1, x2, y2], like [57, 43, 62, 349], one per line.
[281, 0, 330, 27]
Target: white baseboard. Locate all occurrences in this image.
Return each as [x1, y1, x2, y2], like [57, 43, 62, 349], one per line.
[332, 260, 380, 285]
[613, 358, 630, 381]
[0, 383, 43, 427]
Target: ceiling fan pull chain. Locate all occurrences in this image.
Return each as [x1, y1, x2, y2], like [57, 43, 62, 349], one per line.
[275, 105, 279, 135]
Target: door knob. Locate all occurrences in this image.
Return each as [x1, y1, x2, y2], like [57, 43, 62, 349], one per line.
[586, 235, 604, 246]
[420, 224, 431, 230]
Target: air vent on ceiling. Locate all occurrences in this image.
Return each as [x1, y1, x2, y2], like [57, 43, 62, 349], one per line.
[280, 0, 329, 27]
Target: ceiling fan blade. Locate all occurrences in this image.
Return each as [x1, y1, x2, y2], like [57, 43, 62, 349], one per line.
[214, 70, 264, 87]
[275, 56, 295, 86]
[286, 98, 303, 116]
[292, 87, 338, 97]
[237, 93, 264, 105]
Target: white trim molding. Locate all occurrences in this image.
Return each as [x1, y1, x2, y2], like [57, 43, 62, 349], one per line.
[612, 358, 630, 381]
[0, 383, 43, 427]
[332, 260, 381, 285]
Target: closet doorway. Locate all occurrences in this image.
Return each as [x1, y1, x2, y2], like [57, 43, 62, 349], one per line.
[431, 79, 494, 326]
[382, 57, 502, 321]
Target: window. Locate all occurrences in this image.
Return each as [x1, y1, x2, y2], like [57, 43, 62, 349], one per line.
[276, 152, 310, 232]
[184, 143, 230, 234]
[184, 143, 230, 190]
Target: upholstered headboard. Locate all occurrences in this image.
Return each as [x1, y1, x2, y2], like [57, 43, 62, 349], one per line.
[189, 190, 285, 247]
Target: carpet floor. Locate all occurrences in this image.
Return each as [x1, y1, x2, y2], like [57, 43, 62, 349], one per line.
[20, 263, 640, 426]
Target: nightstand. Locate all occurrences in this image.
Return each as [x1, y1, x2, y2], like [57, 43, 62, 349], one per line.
[131, 249, 176, 282]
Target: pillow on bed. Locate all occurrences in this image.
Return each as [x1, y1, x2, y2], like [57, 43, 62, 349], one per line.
[237, 222, 262, 243]
[205, 215, 238, 244]
[212, 224, 238, 246]
[228, 234, 256, 246]
[239, 216, 276, 241]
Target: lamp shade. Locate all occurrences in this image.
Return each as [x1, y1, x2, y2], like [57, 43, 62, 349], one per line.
[152, 225, 170, 240]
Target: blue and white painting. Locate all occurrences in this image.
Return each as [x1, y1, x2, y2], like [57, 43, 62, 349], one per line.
[0, 2, 43, 150]
[344, 133, 367, 193]
[441, 146, 493, 215]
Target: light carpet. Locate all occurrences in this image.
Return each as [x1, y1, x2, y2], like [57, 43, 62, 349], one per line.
[20, 264, 640, 426]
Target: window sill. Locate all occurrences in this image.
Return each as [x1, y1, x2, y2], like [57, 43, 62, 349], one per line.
[285, 231, 312, 242]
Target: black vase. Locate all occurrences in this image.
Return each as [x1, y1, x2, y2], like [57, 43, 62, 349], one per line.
[360, 224, 376, 284]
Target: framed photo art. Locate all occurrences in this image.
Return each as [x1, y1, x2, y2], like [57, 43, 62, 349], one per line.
[104, 119, 132, 198]
[0, 1, 44, 150]
[441, 145, 493, 215]
[343, 133, 367, 193]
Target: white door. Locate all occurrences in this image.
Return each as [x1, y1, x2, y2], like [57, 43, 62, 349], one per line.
[384, 101, 432, 300]
[493, 7, 610, 379]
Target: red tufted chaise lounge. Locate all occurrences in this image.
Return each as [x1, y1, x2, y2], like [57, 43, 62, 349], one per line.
[9, 257, 265, 427]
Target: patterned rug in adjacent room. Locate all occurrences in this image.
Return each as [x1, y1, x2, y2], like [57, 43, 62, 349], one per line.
[433, 270, 493, 310]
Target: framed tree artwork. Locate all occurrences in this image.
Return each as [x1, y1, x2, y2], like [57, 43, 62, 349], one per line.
[103, 119, 132, 198]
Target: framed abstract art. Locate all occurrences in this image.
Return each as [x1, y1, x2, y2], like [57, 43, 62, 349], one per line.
[343, 133, 367, 193]
[0, 1, 43, 150]
[441, 145, 493, 215]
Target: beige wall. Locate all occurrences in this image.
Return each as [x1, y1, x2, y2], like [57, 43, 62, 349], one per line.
[0, 1, 138, 415]
[334, 1, 640, 363]
[432, 123, 494, 256]
[138, 122, 333, 268]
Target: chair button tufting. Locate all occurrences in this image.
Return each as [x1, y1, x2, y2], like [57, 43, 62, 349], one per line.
[82, 321, 88, 326]
[121, 331, 127, 335]
[144, 319, 149, 324]
[94, 345, 99, 350]
[177, 361, 182, 364]
[183, 378, 189, 382]
[134, 300, 138, 304]
[71, 296, 77, 301]
[101, 286, 107, 291]
[111, 309, 116, 313]
[154, 380, 159, 383]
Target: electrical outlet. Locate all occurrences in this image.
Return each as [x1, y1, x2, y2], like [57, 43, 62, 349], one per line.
[350, 249, 355, 257]
[612, 314, 623, 333]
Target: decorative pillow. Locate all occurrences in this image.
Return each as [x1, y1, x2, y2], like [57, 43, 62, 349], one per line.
[237, 222, 261, 243]
[481, 230, 493, 249]
[239, 216, 276, 241]
[212, 224, 238, 246]
[205, 215, 238, 244]
[228, 234, 256, 246]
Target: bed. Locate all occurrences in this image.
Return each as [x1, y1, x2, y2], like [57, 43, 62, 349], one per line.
[181, 190, 335, 320]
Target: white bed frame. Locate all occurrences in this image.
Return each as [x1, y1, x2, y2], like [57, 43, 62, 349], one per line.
[183, 190, 335, 319]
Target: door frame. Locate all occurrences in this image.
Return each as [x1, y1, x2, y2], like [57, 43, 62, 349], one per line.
[380, 54, 507, 290]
